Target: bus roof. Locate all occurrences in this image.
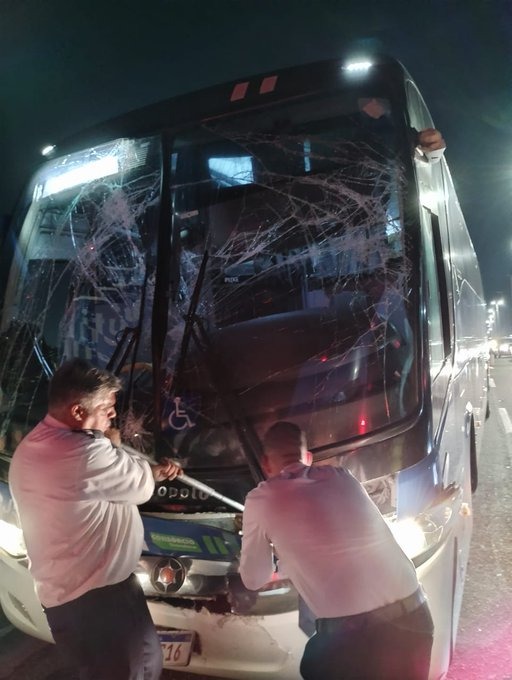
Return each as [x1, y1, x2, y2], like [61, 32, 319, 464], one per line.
[53, 54, 408, 156]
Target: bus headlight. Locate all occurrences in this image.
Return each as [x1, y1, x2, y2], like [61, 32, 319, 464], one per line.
[386, 485, 461, 565]
[388, 514, 444, 561]
[0, 519, 27, 558]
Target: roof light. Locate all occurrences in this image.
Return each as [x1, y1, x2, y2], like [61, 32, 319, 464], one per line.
[34, 138, 148, 202]
[343, 60, 373, 73]
[41, 144, 56, 157]
[41, 155, 119, 198]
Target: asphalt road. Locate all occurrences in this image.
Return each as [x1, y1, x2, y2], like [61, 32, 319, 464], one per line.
[2, 357, 512, 680]
[446, 357, 512, 680]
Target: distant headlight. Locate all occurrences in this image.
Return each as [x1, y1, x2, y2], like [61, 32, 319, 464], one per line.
[499, 343, 510, 353]
[0, 519, 27, 558]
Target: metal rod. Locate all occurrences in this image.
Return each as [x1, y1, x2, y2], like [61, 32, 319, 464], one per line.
[123, 444, 245, 512]
[178, 472, 245, 512]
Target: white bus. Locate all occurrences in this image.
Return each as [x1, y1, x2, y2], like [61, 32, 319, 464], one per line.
[0, 54, 488, 678]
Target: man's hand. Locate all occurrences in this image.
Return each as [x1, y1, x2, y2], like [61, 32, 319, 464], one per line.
[417, 128, 446, 152]
[105, 430, 182, 481]
[104, 427, 122, 447]
[151, 458, 183, 482]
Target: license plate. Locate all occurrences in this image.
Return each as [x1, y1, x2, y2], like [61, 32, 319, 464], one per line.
[159, 630, 196, 667]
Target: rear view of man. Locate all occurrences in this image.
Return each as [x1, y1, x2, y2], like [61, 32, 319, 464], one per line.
[9, 358, 181, 680]
[240, 421, 433, 680]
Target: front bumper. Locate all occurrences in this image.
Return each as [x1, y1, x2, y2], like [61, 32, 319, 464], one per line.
[149, 599, 305, 679]
[0, 550, 305, 679]
[0, 499, 470, 680]
[0, 550, 52, 642]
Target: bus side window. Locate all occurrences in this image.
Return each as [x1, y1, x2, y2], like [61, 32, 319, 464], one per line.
[421, 208, 445, 377]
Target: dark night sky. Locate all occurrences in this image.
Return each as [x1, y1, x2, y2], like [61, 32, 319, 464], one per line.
[1, 0, 511, 302]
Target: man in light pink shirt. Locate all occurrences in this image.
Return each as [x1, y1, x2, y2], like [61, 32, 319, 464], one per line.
[10, 358, 181, 680]
[240, 421, 433, 680]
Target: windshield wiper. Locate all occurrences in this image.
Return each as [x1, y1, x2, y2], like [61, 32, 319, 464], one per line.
[167, 249, 210, 397]
[32, 335, 54, 380]
[105, 244, 153, 420]
[189, 314, 265, 484]
[105, 326, 139, 375]
[167, 250, 264, 485]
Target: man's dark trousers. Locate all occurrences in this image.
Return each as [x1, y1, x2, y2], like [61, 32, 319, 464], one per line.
[44, 574, 162, 680]
[300, 597, 434, 680]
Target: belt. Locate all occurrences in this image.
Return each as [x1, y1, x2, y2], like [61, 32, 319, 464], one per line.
[316, 588, 426, 634]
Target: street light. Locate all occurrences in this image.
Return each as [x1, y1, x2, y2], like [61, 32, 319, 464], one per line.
[490, 298, 505, 335]
[486, 309, 495, 332]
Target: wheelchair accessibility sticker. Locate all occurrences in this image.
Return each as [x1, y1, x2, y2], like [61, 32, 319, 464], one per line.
[167, 396, 196, 431]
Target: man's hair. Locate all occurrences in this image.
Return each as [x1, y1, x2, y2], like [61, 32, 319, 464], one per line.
[48, 358, 121, 410]
[263, 421, 305, 467]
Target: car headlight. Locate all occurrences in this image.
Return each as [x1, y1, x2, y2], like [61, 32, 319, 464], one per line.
[0, 518, 27, 558]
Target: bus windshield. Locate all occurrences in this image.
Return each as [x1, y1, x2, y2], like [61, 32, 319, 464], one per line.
[0, 91, 418, 470]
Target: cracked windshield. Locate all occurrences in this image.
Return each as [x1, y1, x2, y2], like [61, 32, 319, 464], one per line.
[0, 92, 417, 476]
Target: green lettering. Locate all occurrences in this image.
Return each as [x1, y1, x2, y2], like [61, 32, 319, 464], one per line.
[150, 532, 202, 553]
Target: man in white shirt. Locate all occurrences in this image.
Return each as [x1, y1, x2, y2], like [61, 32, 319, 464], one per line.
[9, 358, 181, 680]
[240, 421, 433, 680]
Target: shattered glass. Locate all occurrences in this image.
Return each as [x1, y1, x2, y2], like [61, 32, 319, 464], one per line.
[0, 137, 161, 450]
[161, 96, 416, 469]
[0, 93, 417, 476]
